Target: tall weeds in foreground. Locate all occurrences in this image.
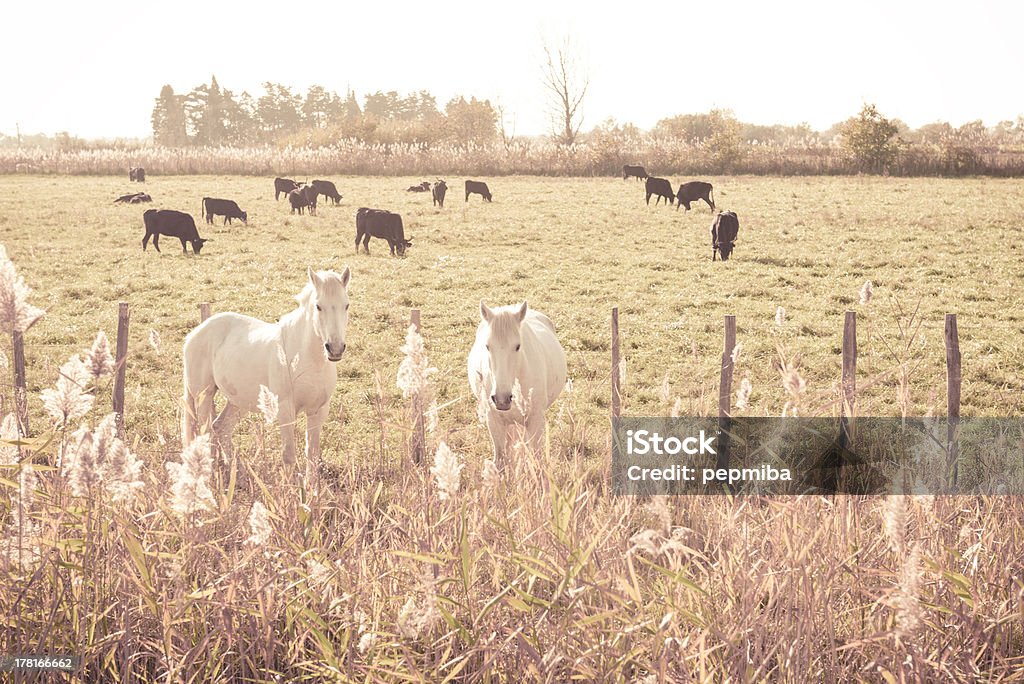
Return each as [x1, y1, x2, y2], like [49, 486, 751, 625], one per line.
[1, 249, 1024, 681]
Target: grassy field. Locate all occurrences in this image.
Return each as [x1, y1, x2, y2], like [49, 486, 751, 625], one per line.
[1, 174, 1022, 461]
[2, 174, 1023, 681]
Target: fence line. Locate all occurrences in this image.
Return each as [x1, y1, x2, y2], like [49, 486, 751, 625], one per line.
[13, 330, 28, 436]
[112, 302, 130, 438]
[410, 309, 425, 465]
[945, 314, 962, 485]
[8, 301, 968, 480]
[717, 316, 737, 477]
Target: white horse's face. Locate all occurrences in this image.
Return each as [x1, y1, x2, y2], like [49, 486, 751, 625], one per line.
[308, 266, 351, 362]
[480, 301, 527, 411]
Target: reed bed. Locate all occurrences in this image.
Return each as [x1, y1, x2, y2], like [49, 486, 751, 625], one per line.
[4, 140, 1024, 177]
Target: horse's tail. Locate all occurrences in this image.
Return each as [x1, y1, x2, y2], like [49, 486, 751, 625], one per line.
[181, 356, 197, 448]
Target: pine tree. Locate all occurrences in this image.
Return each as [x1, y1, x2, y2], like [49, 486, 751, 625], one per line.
[151, 85, 189, 147]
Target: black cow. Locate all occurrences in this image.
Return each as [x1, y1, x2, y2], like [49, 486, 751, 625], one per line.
[129, 167, 146, 182]
[355, 208, 411, 256]
[407, 181, 431, 192]
[645, 177, 675, 206]
[142, 209, 207, 255]
[465, 180, 492, 202]
[623, 164, 648, 181]
[275, 177, 302, 201]
[288, 186, 319, 215]
[311, 179, 343, 205]
[676, 181, 715, 211]
[432, 180, 447, 208]
[202, 197, 248, 225]
[710, 211, 739, 261]
[114, 192, 152, 204]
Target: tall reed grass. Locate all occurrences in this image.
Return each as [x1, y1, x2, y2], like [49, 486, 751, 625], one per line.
[4, 140, 1024, 177]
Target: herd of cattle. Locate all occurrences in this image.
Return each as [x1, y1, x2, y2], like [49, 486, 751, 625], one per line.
[623, 164, 739, 261]
[124, 165, 738, 261]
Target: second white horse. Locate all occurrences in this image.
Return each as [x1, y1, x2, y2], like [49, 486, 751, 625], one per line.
[468, 301, 567, 458]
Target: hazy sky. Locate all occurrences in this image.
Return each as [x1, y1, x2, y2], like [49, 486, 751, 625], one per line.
[3, 0, 1022, 139]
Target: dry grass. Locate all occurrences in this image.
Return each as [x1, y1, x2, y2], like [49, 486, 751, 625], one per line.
[4, 141, 1024, 177]
[1, 174, 1024, 680]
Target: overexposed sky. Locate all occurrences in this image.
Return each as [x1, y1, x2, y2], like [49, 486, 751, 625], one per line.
[3, 0, 1022, 139]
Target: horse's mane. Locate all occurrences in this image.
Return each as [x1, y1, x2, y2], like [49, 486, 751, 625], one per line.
[483, 305, 525, 341]
[293, 270, 348, 307]
[294, 281, 316, 309]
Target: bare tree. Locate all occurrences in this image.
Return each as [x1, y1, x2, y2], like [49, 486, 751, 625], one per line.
[495, 101, 517, 150]
[541, 37, 589, 146]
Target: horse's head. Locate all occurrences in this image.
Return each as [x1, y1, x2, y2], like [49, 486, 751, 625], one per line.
[479, 300, 527, 411]
[307, 266, 351, 362]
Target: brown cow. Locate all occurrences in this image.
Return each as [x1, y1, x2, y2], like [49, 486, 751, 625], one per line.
[677, 181, 715, 211]
[710, 211, 739, 261]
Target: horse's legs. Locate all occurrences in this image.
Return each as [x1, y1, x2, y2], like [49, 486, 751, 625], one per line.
[524, 413, 546, 453]
[278, 405, 299, 467]
[192, 384, 215, 441]
[305, 403, 330, 463]
[212, 402, 242, 458]
[486, 411, 508, 460]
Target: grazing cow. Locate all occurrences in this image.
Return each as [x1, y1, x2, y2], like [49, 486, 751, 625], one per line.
[275, 177, 302, 201]
[676, 181, 716, 211]
[355, 208, 411, 256]
[710, 211, 739, 261]
[311, 179, 343, 205]
[114, 192, 152, 204]
[288, 186, 319, 215]
[407, 181, 431, 192]
[129, 167, 146, 182]
[623, 164, 648, 181]
[202, 197, 248, 225]
[302, 185, 319, 215]
[432, 180, 447, 208]
[645, 177, 675, 206]
[142, 209, 207, 255]
[465, 180, 492, 202]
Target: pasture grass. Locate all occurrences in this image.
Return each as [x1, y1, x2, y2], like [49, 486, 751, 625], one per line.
[1, 174, 1023, 680]
[0, 174, 1021, 463]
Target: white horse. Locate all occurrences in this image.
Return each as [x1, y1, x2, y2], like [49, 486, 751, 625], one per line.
[181, 267, 351, 466]
[468, 301, 567, 458]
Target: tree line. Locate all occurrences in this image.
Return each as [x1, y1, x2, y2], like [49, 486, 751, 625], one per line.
[150, 76, 502, 149]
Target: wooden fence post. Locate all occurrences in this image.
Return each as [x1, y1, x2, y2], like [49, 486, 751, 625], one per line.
[410, 309, 424, 465]
[112, 302, 130, 437]
[830, 311, 857, 492]
[200, 302, 212, 323]
[12, 330, 28, 436]
[716, 315, 736, 474]
[611, 307, 621, 424]
[945, 314, 961, 487]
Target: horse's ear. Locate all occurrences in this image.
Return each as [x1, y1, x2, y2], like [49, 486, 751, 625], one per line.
[517, 301, 528, 322]
[340, 265, 351, 287]
[480, 301, 493, 322]
[307, 266, 322, 289]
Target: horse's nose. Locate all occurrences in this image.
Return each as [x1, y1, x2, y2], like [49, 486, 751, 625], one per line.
[325, 342, 346, 359]
[491, 392, 513, 411]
